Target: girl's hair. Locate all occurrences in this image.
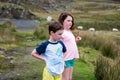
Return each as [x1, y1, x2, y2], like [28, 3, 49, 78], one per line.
[58, 12, 74, 30]
[49, 21, 63, 34]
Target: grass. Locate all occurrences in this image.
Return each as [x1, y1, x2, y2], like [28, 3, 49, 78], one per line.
[0, 0, 120, 80]
[14, 59, 45, 80]
[0, 46, 99, 80]
[1, 23, 120, 80]
[73, 60, 97, 80]
[73, 47, 99, 80]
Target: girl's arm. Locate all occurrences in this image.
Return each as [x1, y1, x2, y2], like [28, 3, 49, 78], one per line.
[31, 49, 45, 61]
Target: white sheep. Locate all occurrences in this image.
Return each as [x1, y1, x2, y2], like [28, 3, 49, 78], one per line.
[77, 26, 83, 30]
[112, 28, 119, 32]
[47, 16, 52, 22]
[89, 28, 95, 31]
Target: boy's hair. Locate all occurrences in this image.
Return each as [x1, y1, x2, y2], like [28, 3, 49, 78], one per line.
[49, 21, 63, 34]
[58, 12, 74, 30]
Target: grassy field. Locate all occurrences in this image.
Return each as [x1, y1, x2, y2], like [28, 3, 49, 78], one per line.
[73, 47, 99, 80]
[0, 30, 119, 80]
[0, 0, 120, 80]
[0, 46, 99, 80]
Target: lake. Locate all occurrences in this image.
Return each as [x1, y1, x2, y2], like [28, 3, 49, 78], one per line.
[0, 18, 38, 30]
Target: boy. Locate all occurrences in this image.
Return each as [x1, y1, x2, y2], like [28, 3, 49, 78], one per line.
[31, 21, 66, 80]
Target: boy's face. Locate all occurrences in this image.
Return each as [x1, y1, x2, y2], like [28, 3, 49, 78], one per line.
[51, 29, 63, 41]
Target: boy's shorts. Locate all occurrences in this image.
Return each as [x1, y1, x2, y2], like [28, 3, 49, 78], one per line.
[65, 59, 74, 68]
[42, 67, 62, 80]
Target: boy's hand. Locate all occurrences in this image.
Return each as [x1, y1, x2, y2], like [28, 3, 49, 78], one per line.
[64, 62, 66, 67]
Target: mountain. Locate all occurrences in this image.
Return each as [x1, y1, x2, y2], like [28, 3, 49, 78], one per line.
[0, 0, 120, 19]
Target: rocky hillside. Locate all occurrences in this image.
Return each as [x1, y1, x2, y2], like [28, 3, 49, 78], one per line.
[0, 0, 120, 19]
[0, 0, 74, 19]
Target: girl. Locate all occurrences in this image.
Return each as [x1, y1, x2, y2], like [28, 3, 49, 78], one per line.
[58, 12, 81, 80]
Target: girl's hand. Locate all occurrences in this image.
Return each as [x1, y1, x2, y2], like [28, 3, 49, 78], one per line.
[75, 36, 82, 43]
[64, 62, 66, 67]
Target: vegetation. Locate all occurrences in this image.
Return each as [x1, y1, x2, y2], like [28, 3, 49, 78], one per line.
[76, 30, 120, 80]
[0, 20, 17, 43]
[33, 21, 49, 40]
[95, 55, 120, 80]
[0, 0, 120, 80]
[75, 20, 120, 30]
[0, 2, 24, 9]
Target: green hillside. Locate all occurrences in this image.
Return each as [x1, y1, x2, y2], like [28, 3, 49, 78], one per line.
[0, 0, 120, 80]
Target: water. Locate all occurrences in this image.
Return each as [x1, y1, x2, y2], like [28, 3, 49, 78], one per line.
[0, 18, 38, 30]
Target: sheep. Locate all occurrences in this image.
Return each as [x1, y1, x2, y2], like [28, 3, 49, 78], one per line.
[112, 28, 119, 32]
[89, 28, 95, 31]
[77, 26, 83, 30]
[117, 8, 120, 11]
[47, 16, 52, 22]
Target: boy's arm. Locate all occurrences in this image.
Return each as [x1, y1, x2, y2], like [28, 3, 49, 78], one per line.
[31, 49, 45, 61]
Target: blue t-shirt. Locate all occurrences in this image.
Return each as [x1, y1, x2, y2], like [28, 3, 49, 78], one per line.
[36, 40, 66, 76]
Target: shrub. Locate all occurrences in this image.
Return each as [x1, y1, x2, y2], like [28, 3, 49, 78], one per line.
[33, 26, 49, 40]
[2, 20, 16, 32]
[95, 55, 120, 80]
[77, 31, 119, 59]
[0, 20, 17, 42]
[100, 40, 119, 59]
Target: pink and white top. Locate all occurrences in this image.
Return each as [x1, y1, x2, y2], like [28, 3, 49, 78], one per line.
[61, 30, 79, 61]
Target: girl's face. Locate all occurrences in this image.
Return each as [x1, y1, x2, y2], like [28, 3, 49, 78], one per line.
[63, 16, 73, 30]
